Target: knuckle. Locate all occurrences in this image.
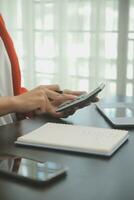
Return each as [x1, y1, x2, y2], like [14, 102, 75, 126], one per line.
[55, 84, 60, 88]
[53, 84, 60, 90]
[38, 85, 44, 90]
[38, 88, 45, 97]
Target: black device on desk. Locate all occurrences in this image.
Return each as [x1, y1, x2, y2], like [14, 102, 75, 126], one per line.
[0, 157, 68, 184]
[56, 83, 105, 112]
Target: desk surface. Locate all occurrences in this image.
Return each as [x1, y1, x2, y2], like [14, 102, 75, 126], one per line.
[0, 97, 134, 200]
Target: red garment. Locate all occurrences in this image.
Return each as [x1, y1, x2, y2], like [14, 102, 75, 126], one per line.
[0, 14, 27, 95]
[0, 15, 33, 119]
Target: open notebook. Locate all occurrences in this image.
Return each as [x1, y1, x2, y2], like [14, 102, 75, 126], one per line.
[15, 123, 129, 157]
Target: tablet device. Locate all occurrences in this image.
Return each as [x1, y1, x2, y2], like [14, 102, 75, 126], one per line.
[96, 102, 134, 128]
[56, 83, 105, 112]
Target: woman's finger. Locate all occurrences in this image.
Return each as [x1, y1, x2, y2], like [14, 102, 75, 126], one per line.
[63, 89, 87, 96]
[45, 84, 61, 92]
[45, 88, 77, 101]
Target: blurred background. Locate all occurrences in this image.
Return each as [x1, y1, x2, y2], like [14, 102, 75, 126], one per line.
[0, 0, 134, 97]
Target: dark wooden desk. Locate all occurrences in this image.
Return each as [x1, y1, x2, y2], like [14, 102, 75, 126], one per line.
[0, 97, 134, 200]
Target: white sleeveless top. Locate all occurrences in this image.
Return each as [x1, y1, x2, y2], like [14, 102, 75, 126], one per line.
[0, 38, 16, 126]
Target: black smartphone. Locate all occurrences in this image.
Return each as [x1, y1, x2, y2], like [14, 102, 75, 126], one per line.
[56, 83, 105, 112]
[0, 157, 68, 184]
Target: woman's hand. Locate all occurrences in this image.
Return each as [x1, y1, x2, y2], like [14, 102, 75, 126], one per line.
[4, 84, 99, 119]
[11, 85, 77, 118]
[44, 85, 99, 118]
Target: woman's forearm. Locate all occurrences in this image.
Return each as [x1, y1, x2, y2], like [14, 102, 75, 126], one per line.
[0, 96, 16, 116]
